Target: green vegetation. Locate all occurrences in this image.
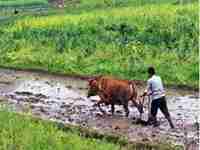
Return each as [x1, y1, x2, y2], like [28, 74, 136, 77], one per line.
[0, 0, 198, 88]
[0, 108, 183, 150]
[0, 110, 121, 150]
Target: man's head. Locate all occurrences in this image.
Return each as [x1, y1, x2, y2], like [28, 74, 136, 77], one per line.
[147, 66, 155, 77]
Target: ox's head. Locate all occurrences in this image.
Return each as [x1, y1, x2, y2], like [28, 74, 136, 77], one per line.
[87, 78, 99, 98]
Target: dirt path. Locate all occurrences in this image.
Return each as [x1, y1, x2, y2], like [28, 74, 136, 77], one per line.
[0, 68, 199, 148]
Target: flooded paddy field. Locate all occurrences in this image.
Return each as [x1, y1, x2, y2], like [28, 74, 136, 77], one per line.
[0, 68, 199, 148]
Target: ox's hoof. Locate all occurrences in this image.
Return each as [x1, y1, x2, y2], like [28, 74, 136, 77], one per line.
[132, 118, 149, 126]
[92, 103, 98, 107]
[96, 113, 104, 117]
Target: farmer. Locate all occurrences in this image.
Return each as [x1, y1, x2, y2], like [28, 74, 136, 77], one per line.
[141, 66, 174, 129]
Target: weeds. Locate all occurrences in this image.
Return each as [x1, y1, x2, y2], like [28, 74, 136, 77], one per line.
[0, 1, 198, 87]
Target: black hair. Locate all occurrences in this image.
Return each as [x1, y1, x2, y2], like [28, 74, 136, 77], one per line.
[148, 66, 155, 75]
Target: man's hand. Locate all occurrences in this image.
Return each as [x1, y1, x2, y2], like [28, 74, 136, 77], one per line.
[140, 91, 147, 98]
[138, 92, 147, 106]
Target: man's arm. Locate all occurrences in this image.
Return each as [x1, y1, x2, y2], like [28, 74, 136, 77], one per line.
[141, 80, 151, 97]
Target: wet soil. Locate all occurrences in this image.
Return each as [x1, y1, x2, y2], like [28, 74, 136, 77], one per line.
[0, 68, 199, 148]
[0, 5, 49, 20]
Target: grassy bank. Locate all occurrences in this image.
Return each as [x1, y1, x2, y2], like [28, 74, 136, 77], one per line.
[0, 110, 121, 150]
[0, 108, 182, 150]
[0, 0, 198, 88]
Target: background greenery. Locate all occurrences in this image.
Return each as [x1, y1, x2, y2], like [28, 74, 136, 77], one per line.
[0, 0, 198, 87]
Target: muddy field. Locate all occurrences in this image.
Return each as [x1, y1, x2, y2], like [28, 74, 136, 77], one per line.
[0, 68, 199, 148]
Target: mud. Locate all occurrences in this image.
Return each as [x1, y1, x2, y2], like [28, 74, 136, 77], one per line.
[0, 5, 49, 19]
[0, 68, 199, 148]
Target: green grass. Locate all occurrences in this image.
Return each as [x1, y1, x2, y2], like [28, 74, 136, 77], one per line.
[0, 0, 198, 88]
[62, 0, 197, 13]
[0, 107, 183, 150]
[0, 110, 121, 150]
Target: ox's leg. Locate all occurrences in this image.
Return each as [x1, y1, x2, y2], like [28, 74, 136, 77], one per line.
[97, 93, 109, 114]
[111, 104, 115, 115]
[131, 100, 143, 119]
[119, 94, 129, 117]
[97, 101, 106, 114]
[123, 102, 129, 117]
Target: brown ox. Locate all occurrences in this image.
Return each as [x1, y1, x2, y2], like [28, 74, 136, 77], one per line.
[87, 76, 143, 117]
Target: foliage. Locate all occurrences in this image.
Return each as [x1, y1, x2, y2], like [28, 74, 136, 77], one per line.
[0, 0, 198, 87]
